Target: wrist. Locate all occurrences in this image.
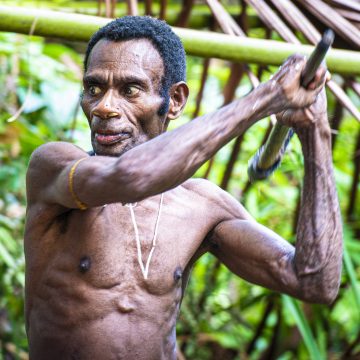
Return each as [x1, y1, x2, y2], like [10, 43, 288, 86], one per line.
[295, 117, 331, 144]
[247, 80, 286, 121]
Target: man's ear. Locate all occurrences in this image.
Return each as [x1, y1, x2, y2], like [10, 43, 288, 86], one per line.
[166, 82, 189, 120]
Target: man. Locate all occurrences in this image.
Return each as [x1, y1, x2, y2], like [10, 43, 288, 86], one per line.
[24, 16, 342, 359]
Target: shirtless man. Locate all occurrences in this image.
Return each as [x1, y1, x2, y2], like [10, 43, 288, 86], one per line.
[24, 16, 342, 360]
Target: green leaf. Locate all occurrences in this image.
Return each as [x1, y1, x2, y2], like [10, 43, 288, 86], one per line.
[0, 240, 16, 268]
[282, 295, 323, 360]
[0, 227, 17, 253]
[343, 246, 360, 319]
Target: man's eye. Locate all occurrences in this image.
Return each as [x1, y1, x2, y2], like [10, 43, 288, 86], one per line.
[124, 86, 140, 97]
[89, 86, 101, 96]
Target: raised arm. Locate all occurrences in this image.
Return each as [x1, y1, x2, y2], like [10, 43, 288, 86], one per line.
[209, 78, 342, 304]
[27, 56, 321, 210]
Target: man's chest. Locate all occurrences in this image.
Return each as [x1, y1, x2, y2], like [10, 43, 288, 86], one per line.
[34, 192, 215, 297]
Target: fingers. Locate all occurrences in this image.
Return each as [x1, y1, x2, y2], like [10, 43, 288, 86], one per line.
[277, 107, 315, 128]
[272, 54, 327, 110]
[326, 71, 331, 82]
[306, 65, 327, 90]
[304, 108, 315, 123]
[273, 54, 306, 83]
[289, 109, 313, 123]
[286, 54, 307, 67]
[285, 54, 307, 81]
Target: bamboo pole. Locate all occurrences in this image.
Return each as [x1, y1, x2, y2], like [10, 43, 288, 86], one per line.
[0, 3, 259, 31]
[1, 6, 360, 75]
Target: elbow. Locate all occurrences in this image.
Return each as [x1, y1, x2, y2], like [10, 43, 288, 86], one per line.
[323, 288, 339, 305]
[294, 250, 343, 305]
[300, 278, 340, 305]
[322, 276, 341, 304]
[306, 288, 339, 305]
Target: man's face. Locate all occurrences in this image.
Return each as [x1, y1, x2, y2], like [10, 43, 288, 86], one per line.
[81, 38, 166, 157]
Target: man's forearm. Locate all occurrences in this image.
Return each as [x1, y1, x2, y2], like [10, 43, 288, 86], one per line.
[293, 118, 343, 303]
[102, 81, 283, 203]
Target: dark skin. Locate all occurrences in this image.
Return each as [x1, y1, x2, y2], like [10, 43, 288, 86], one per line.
[25, 38, 342, 360]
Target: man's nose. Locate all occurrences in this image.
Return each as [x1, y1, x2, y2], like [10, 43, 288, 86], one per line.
[92, 90, 121, 120]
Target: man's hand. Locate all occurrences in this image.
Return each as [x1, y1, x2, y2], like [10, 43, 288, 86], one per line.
[276, 86, 328, 130]
[270, 54, 328, 124]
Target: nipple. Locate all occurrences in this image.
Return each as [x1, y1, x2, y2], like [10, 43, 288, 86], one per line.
[79, 256, 91, 273]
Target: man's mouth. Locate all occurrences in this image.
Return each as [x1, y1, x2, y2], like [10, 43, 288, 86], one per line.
[95, 131, 132, 145]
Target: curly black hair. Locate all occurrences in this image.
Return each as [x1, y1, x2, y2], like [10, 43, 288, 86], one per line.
[84, 16, 186, 115]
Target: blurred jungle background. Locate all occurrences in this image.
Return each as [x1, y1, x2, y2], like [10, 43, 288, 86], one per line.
[0, 0, 359, 359]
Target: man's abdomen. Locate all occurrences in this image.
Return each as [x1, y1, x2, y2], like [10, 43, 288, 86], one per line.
[27, 300, 178, 360]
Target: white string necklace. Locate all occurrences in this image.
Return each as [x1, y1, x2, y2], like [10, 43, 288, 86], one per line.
[125, 193, 164, 280]
[93, 152, 164, 280]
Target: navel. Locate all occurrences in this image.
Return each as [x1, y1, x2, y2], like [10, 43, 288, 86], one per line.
[117, 296, 136, 313]
[78, 256, 91, 273]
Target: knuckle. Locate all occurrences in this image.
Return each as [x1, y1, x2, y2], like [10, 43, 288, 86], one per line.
[292, 53, 306, 63]
[320, 64, 327, 72]
[294, 53, 304, 60]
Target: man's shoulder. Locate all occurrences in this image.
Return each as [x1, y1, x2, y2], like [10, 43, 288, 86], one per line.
[26, 141, 89, 205]
[181, 178, 232, 206]
[27, 142, 90, 186]
[28, 141, 85, 169]
[182, 178, 222, 196]
[181, 178, 252, 221]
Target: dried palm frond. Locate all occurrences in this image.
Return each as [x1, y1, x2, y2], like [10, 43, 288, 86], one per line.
[244, 0, 299, 43]
[127, 0, 138, 16]
[159, 0, 166, 20]
[335, 8, 360, 23]
[192, 58, 211, 119]
[297, 0, 360, 48]
[206, 0, 260, 87]
[325, 0, 360, 12]
[144, 0, 152, 16]
[270, 0, 320, 43]
[248, 0, 360, 122]
[175, 0, 195, 27]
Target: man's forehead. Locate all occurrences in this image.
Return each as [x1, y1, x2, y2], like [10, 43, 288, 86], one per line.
[87, 38, 164, 71]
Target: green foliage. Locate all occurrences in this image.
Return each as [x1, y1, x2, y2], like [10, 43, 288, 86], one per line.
[0, 11, 359, 360]
[0, 31, 88, 359]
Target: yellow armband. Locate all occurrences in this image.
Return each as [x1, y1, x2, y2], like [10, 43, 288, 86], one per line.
[68, 158, 88, 210]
